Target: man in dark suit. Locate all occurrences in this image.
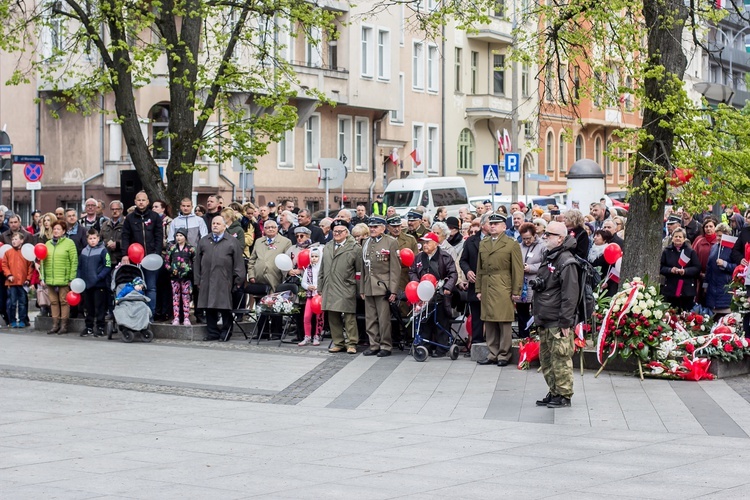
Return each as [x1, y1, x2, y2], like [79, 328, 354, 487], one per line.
[459, 213, 489, 344]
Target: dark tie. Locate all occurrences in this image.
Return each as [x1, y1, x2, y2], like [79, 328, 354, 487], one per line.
[213, 235, 219, 243]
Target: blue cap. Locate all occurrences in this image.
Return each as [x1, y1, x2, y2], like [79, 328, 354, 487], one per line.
[406, 210, 422, 221]
[368, 216, 386, 226]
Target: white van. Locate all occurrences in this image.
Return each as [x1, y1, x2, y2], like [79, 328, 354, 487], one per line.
[383, 176, 470, 218]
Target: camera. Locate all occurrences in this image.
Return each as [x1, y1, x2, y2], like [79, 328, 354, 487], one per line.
[529, 277, 546, 292]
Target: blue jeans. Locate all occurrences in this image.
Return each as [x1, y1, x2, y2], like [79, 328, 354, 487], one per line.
[7, 286, 28, 325]
[143, 268, 158, 315]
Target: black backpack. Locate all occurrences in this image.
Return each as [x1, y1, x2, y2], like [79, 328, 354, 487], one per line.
[560, 255, 601, 323]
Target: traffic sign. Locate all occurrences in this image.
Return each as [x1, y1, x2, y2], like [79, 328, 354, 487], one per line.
[482, 164, 499, 184]
[13, 155, 45, 164]
[526, 173, 550, 181]
[504, 153, 520, 173]
[24, 163, 43, 182]
[0, 145, 11, 157]
[26, 181, 41, 191]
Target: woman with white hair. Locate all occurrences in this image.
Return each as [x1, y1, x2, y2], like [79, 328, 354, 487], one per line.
[278, 210, 297, 243]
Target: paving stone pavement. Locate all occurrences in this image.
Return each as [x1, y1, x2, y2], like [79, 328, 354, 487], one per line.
[2, 329, 750, 499]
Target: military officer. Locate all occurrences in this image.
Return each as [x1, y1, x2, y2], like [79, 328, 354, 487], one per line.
[319, 220, 363, 354]
[360, 216, 400, 357]
[406, 210, 427, 240]
[386, 215, 418, 295]
[475, 213, 523, 366]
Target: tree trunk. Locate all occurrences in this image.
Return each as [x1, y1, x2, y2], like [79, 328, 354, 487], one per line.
[621, 0, 688, 282]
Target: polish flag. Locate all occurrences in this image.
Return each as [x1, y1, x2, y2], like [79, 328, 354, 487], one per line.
[503, 128, 512, 153]
[389, 148, 399, 164]
[410, 149, 421, 166]
[496, 130, 505, 154]
[715, 0, 726, 9]
[678, 249, 690, 267]
[608, 265, 620, 284]
[721, 234, 738, 249]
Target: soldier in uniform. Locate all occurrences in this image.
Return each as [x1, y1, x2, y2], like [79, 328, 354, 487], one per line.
[319, 220, 362, 354]
[475, 213, 523, 367]
[386, 215, 418, 295]
[406, 210, 427, 240]
[360, 216, 400, 357]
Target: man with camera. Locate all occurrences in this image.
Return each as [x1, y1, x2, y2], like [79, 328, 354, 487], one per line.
[533, 221, 580, 408]
[475, 213, 523, 367]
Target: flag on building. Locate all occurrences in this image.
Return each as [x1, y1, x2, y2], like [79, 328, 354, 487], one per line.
[410, 148, 421, 166]
[721, 234, 738, 249]
[503, 129, 512, 153]
[678, 249, 690, 267]
[714, 0, 726, 9]
[389, 148, 399, 165]
[496, 130, 504, 154]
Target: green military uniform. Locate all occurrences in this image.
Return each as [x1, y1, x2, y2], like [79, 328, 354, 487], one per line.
[360, 231, 400, 353]
[407, 224, 426, 240]
[476, 223, 523, 364]
[395, 231, 419, 292]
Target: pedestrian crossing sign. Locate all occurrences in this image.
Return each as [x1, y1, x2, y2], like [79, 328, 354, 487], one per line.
[483, 164, 499, 184]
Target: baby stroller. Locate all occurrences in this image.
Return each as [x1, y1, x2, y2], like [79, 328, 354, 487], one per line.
[108, 264, 154, 343]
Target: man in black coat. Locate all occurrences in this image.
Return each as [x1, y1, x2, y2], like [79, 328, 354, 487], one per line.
[459, 213, 488, 343]
[297, 209, 325, 245]
[121, 191, 163, 315]
[409, 232, 458, 357]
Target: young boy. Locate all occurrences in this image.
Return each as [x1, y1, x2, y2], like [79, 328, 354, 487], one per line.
[1, 232, 33, 328]
[78, 228, 111, 337]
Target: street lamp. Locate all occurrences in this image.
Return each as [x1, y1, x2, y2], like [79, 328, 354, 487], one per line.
[711, 24, 750, 91]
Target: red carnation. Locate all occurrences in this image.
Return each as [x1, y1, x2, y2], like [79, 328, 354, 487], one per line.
[643, 320, 650, 327]
[685, 343, 695, 354]
[735, 340, 744, 349]
[615, 330, 622, 337]
[695, 315, 704, 325]
[637, 342, 645, 349]
[648, 335, 655, 342]
[724, 343, 734, 353]
[712, 338, 720, 346]
[617, 342, 625, 350]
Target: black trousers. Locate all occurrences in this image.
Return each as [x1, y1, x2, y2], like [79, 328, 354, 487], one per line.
[83, 287, 107, 330]
[206, 308, 233, 340]
[516, 302, 532, 339]
[469, 301, 484, 343]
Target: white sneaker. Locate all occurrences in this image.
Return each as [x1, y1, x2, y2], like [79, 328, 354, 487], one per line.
[172, 318, 180, 326]
[298, 337, 311, 346]
[312, 336, 321, 346]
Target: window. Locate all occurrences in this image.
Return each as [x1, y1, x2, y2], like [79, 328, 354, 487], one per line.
[573, 66, 580, 100]
[594, 136, 602, 166]
[427, 44, 439, 92]
[545, 63, 554, 101]
[277, 130, 294, 169]
[377, 29, 391, 80]
[361, 26, 373, 77]
[413, 42, 425, 90]
[150, 104, 170, 160]
[471, 51, 479, 94]
[618, 147, 625, 176]
[522, 154, 534, 175]
[454, 47, 462, 92]
[558, 134, 566, 173]
[524, 122, 534, 139]
[304, 114, 320, 169]
[575, 135, 583, 161]
[493, 54, 505, 95]
[546, 131, 554, 172]
[276, 17, 294, 63]
[605, 139, 612, 175]
[305, 27, 322, 67]
[457, 128, 475, 171]
[427, 126, 439, 174]
[390, 73, 405, 124]
[412, 124, 424, 172]
[327, 28, 338, 68]
[338, 116, 353, 171]
[521, 63, 530, 97]
[494, 0, 506, 17]
[355, 118, 369, 172]
[624, 76, 633, 111]
[559, 64, 568, 103]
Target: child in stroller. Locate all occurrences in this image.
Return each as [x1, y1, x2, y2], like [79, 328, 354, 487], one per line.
[111, 265, 153, 343]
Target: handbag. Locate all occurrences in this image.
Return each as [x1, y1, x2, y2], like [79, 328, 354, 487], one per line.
[37, 285, 51, 307]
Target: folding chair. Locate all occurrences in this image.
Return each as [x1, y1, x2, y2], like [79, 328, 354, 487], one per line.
[252, 282, 300, 345]
[231, 283, 268, 340]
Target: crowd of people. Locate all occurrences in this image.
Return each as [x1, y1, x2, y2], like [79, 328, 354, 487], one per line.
[6, 193, 749, 409]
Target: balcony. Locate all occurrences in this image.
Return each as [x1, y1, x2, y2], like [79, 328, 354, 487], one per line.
[466, 17, 513, 45]
[292, 60, 349, 104]
[464, 94, 512, 126]
[706, 42, 750, 72]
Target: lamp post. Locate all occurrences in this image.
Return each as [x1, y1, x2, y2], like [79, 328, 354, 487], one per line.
[712, 24, 750, 91]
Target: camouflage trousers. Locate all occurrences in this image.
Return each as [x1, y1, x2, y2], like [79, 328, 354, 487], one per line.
[538, 326, 574, 399]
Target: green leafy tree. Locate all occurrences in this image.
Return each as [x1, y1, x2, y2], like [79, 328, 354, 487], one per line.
[518, 0, 750, 280]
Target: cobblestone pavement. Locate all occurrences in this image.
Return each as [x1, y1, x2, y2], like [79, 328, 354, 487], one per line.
[2, 329, 750, 498]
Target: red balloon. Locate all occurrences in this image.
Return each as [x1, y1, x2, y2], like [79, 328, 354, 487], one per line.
[310, 295, 322, 314]
[128, 243, 145, 264]
[297, 249, 311, 268]
[603, 243, 623, 265]
[66, 291, 81, 306]
[34, 243, 48, 260]
[420, 274, 438, 287]
[405, 281, 420, 304]
[399, 248, 415, 267]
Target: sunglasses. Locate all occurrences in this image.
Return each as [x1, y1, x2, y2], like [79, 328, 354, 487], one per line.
[296, 234, 308, 239]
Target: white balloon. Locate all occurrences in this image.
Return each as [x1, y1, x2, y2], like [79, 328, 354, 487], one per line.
[274, 253, 293, 272]
[141, 253, 164, 272]
[0, 245, 9, 258]
[70, 278, 87, 294]
[21, 243, 36, 262]
[417, 280, 436, 302]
